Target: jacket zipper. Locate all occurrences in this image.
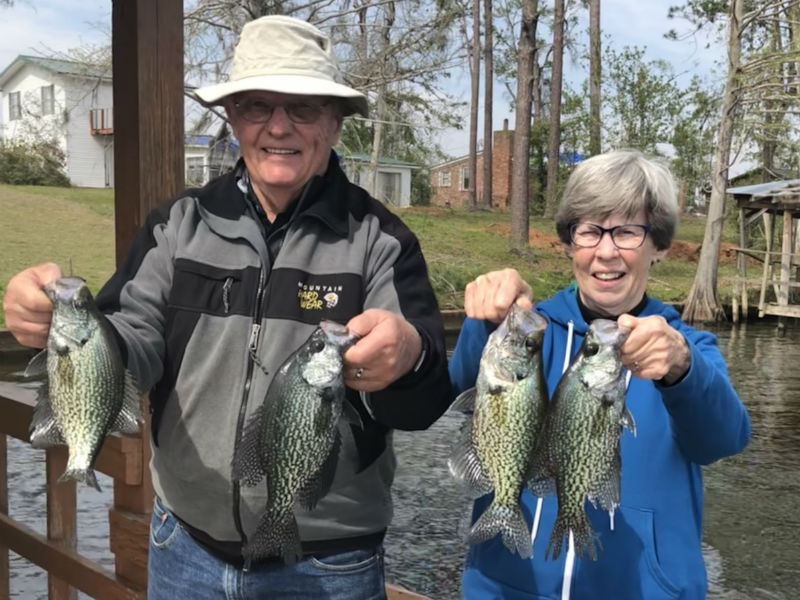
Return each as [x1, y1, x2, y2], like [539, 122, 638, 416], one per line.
[231, 266, 267, 558]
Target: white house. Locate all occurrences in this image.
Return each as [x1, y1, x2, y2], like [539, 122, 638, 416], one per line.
[0, 55, 241, 189]
[0, 55, 115, 187]
[339, 152, 417, 207]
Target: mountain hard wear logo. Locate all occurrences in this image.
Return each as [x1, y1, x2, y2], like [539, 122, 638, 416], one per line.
[298, 281, 343, 310]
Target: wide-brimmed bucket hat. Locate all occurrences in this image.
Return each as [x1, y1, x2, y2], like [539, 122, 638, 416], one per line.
[194, 15, 368, 117]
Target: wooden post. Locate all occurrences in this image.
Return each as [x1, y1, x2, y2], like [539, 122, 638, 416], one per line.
[46, 447, 77, 600]
[110, 0, 184, 591]
[779, 209, 792, 307]
[758, 213, 774, 317]
[111, 0, 185, 265]
[1, 434, 7, 600]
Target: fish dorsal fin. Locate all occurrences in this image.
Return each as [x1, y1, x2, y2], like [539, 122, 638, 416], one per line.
[621, 406, 636, 436]
[29, 383, 65, 448]
[450, 388, 477, 414]
[111, 371, 143, 435]
[24, 350, 49, 379]
[447, 417, 493, 499]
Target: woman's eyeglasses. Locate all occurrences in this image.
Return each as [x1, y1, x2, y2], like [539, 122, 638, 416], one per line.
[231, 96, 329, 124]
[569, 223, 651, 249]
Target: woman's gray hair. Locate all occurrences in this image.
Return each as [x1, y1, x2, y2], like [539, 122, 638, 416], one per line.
[554, 149, 679, 250]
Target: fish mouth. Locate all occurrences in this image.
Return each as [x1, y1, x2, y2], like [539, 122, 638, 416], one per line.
[319, 320, 359, 349]
[45, 277, 88, 304]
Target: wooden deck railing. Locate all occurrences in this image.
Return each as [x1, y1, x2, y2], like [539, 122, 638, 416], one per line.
[0, 318, 471, 600]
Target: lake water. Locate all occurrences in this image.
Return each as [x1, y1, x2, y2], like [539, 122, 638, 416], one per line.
[3, 319, 799, 599]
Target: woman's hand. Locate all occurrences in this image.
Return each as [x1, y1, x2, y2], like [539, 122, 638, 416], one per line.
[464, 268, 534, 323]
[618, 313, 690, 384]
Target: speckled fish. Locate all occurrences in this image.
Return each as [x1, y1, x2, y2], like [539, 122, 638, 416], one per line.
[530, 318, 635, 560]
[232, 321, 361, 565]
[448, 304, 548, 558]
[25, 276, 142, 491]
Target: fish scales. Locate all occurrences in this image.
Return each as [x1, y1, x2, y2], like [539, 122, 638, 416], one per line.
[232, 321, 359, 565]
[531, 318, 634, 561]
[449, 304, 549, 558]
[27, 277, 142, 491]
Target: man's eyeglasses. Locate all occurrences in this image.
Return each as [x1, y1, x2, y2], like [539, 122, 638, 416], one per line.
[569, 223, 651, 249]
[231, 96, 329, 125]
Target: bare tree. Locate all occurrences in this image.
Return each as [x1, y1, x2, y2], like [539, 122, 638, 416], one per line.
[481, 0, 493, 209]
[509, 0, 539, 252]
[588, 0, 601, 155]
[468, 0, 481, 209]
[544, 0, 565, 217]
[682, 0, 743, 323]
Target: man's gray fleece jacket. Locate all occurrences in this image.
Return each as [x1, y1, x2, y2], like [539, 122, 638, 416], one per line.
[94, 154, 451, 561]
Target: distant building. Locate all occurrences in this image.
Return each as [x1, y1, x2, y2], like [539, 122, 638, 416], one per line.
[0, 55, 115, 187]
[184, 132, 240, 188]
[0, 54, 239, 188]
[428, 120, 514, 208]
[339, 152, 417, 207]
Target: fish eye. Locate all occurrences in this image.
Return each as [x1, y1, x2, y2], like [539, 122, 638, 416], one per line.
[525, 336, 539, 352]
[583, 341, 599, 356]
[309, 340, 325, 354]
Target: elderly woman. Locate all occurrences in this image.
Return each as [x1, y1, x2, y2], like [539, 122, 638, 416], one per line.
[449, 150, 750, 600]
[3, 15, 450, 600]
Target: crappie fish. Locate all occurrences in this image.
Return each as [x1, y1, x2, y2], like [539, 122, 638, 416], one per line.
[232, 321, 361, 565]
[25, 276, 142, 491]
[448, 304, 548, 558]
[530, 318, 635, 560]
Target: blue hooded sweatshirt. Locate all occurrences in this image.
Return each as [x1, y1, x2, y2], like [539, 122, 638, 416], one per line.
[449, 286, 751, 600]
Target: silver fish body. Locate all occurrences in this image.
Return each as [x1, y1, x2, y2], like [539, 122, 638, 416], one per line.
[531, 318, 635, 560]
[448, 304, 549, 558]
[232, 321, 360, 565]
[26, 277, 141, 490]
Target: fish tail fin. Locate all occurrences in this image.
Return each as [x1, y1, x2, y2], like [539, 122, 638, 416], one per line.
[245, 511, 302, 565]
[59, 468, 101, 492]
[470, 501, 532, 559]
[546, 509, 600, 561]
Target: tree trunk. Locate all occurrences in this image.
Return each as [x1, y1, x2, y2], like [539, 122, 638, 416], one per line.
[509, 0, 538, 252]
[481, 0, 493, 209]
[682, 0, 742, 324]
[589, 0, 601, 156]
[544, 0, 564, 217]
[368, 2, 395, 200]
[468, 0, 480, 209]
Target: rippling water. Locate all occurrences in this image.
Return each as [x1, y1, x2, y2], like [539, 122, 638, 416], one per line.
[3, 320, 799, 599]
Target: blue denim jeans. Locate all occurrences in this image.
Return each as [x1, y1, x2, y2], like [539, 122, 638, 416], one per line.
[147, 497, 387, 600]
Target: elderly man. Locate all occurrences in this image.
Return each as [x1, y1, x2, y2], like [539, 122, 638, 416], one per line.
[3, 15, 450, 600]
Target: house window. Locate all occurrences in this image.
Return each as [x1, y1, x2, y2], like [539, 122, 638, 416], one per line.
[459, 166, 470, 191]
[41, 85, 55, 115]
[438, 171, 451, 187]
[9, 91, 21, 121]
[186, 156, 206, 186]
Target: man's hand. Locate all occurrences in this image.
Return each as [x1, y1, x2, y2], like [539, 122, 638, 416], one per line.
[343, 309, 423, 392]
[3, 262, 63, 349]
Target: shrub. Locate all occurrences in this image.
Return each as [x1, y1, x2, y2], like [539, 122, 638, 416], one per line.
[0, 139, 71, 186]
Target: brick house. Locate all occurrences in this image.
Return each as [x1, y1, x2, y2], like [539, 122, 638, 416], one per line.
[429, 120, 514, 208]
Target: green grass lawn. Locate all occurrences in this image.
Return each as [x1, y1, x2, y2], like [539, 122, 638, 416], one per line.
[0, 183, 742, 327]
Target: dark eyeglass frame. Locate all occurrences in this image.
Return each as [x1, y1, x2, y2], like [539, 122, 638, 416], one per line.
[569, 223, 651, 250]
[231, 96, 330, 125]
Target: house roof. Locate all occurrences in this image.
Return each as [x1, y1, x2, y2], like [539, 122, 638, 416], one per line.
[727, 179, 800, 198]
[185, 134, 240, 150]
[341, 152, 418, 169]
[0, 55, 111, 89]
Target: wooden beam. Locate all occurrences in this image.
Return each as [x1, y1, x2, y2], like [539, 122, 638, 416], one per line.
[0, 513, 145, 600]
[763, 303, 800, 319]
[1, 434, 8, 600]
[111, 0, 185, 264]
[46, 446, 77, 600]
[779, 209, 793, 306]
